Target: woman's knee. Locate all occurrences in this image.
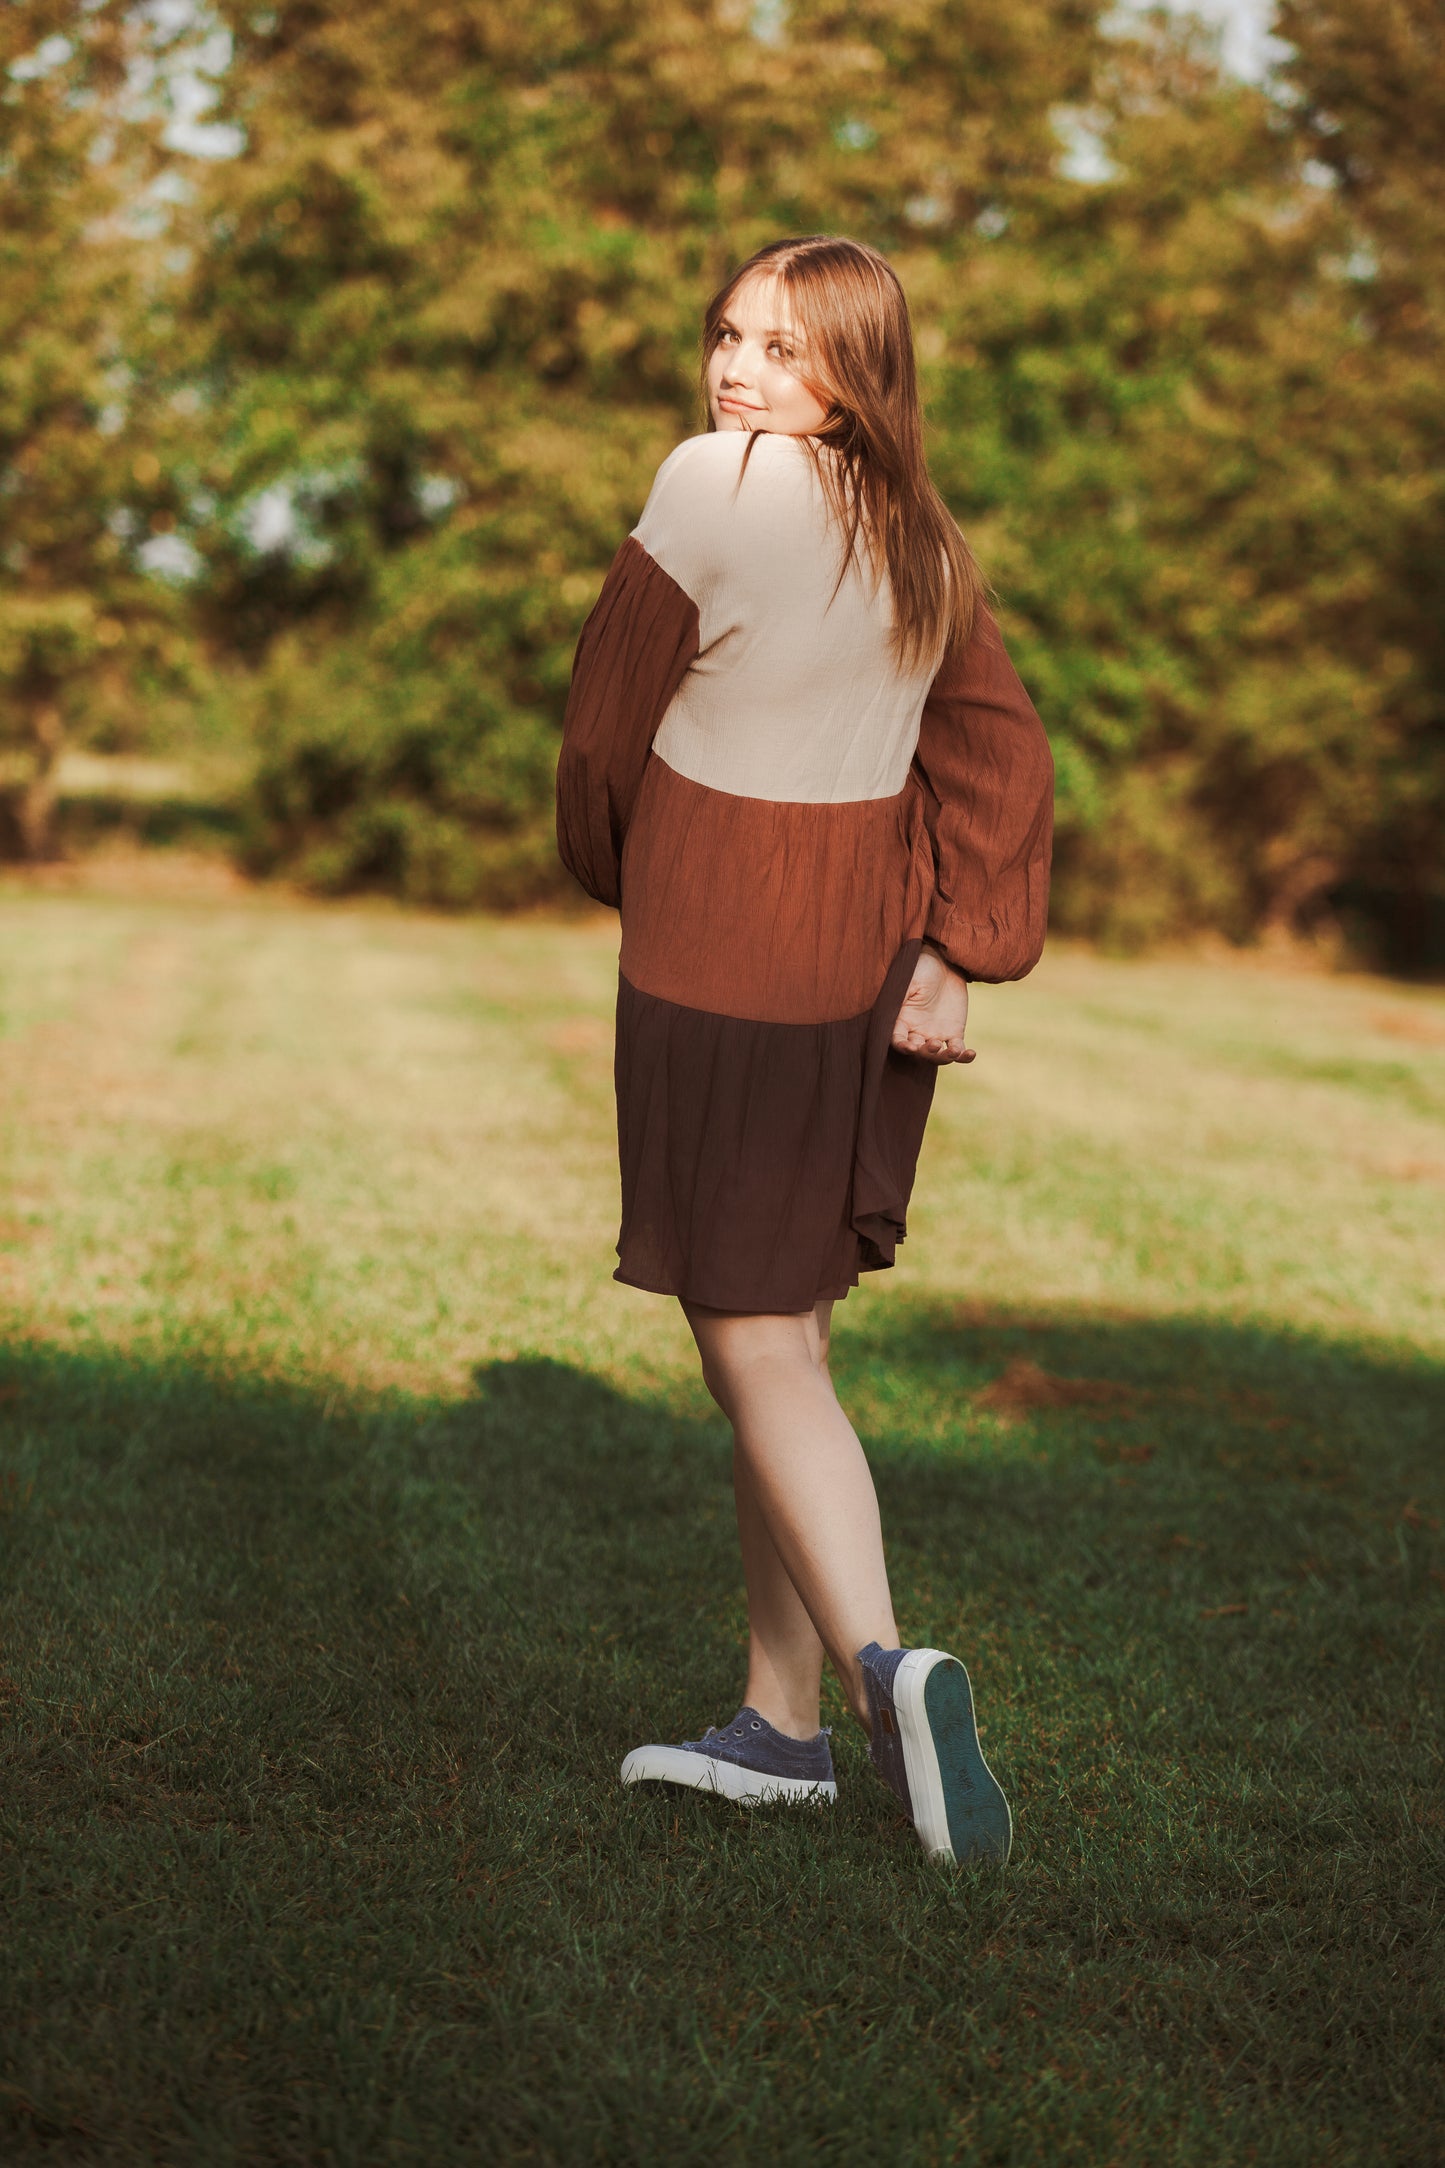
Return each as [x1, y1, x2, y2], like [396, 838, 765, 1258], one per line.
[689, 1310, 821, 1404]
[698, 1357, 733, 1417]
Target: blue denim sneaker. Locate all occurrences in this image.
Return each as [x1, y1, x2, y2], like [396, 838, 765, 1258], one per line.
[857, 1642, 1012, 1864]
[621, 1707, 836, 1807]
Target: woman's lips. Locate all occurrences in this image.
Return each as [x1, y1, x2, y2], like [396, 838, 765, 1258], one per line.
[718, 396, 764, 412]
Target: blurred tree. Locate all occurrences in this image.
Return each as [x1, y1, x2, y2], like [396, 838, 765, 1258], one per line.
[1270, 0, 1445, 960]
[0, 3, 182, 859]
[140, 0, 1445, 950]
[178, 0, 1106, 904]
[919, 17, 1396, 943]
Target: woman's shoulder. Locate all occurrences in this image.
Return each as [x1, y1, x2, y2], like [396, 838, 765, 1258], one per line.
[633, 432, 820, 593]
[643, 428, 810, 504]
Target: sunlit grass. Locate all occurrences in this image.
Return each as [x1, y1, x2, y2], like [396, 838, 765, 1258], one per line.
[2, 893, 1440, 1392]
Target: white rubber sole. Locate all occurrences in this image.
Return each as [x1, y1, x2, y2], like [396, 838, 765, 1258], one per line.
[891, 1648, 1012, 1864]
[620, 1744, 836, 1807]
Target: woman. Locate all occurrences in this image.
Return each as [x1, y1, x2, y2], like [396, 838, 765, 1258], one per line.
[555, 235, 1053, 1865]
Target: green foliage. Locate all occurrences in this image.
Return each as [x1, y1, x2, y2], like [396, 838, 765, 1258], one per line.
[172, 0, 1105, 907]
[0, 5, 192, 855]
[4, 1, 1442, 944]
[238, 526, 570, 904]
[1271, 0, 1445, 940]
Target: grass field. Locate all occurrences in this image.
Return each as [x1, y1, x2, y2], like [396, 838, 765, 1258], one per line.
[1, 885, 1441, 2166]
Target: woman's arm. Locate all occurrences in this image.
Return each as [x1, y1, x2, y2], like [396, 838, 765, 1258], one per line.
[909, 607, 1054, 982]
[554, 536, 700, 909]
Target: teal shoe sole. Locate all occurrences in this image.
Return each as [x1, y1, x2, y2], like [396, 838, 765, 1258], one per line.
[895, 1649, 1012, 1864]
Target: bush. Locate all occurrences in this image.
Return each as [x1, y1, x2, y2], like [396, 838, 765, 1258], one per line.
[240, 537, 579, 911]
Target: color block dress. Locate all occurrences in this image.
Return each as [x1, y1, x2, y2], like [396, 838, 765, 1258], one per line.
[555, 430, 1053, 1314]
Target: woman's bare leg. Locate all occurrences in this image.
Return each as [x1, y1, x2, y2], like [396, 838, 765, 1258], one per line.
[731, 1453, 827, 1738]
[727, 1301, 834, 1738]
[683, 1296, 899, 1732]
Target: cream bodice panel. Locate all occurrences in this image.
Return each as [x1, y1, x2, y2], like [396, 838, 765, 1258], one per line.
[632, 432, 941, 805]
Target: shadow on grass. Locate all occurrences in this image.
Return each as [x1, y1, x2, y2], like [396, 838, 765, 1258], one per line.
[0, 1304, 1441, 2166]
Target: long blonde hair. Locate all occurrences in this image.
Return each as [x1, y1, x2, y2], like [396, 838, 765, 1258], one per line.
[700, 235, 985, 670]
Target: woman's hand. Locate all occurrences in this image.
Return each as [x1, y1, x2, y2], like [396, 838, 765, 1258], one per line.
[890, 944, 975, 1064]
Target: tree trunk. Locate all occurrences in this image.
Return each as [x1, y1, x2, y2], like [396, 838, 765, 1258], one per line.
[15, 703, 64, 861]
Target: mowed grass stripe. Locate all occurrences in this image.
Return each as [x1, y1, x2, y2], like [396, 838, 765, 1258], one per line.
[0, 891, 1441, 2165]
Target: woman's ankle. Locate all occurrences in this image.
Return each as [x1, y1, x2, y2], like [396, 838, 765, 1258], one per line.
[744, 1687, 823, 1742]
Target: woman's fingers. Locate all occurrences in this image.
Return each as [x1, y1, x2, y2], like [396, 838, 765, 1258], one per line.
[889, 1025, 976, 1064]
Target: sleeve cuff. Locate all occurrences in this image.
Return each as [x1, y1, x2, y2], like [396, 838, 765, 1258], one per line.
[920, 930, 970, 982]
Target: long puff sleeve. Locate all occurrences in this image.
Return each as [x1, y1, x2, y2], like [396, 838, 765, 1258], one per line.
[555, 536, 700, 908]
[909, 608, 1054, 981]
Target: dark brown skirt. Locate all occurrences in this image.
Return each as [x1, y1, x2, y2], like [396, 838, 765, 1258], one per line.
[613, 938, 937, 1313]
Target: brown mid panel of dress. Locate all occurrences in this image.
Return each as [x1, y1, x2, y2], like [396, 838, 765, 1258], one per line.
[615, 754, 940, 1307]
[556, 430, 1054, 1314]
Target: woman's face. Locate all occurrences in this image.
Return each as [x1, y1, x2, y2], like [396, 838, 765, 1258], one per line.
[707, 275, 832, 436]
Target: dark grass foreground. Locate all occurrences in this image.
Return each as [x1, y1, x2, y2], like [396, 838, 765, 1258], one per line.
[2, 1306, 1441, 2167]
